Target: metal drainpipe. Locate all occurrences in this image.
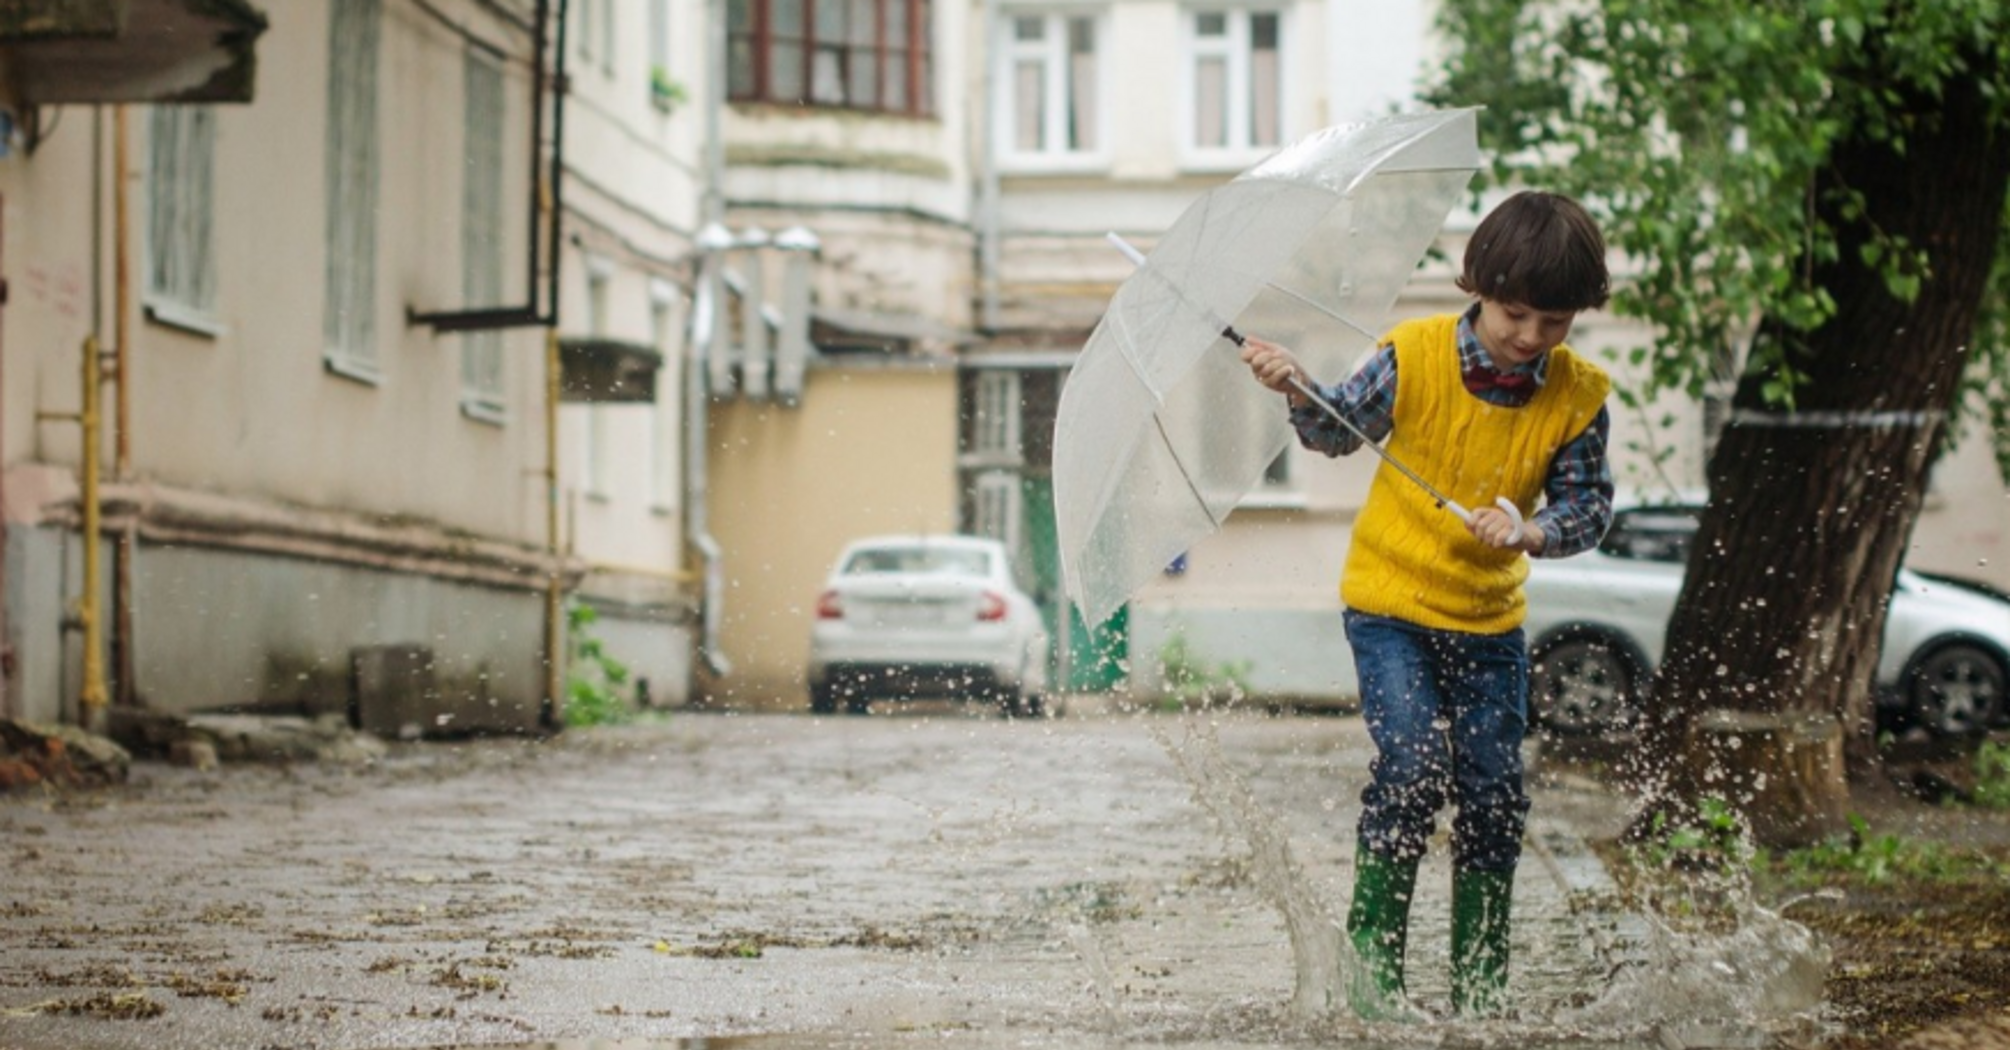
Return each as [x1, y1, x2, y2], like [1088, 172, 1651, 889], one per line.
[111, 105, 137, 711]
[683, 0, 730, 681]
[78, 336, 108, 730]
[0, 191, 10, 718]
[978, 0, 1000, 332]
[703, 0, 726, 226]
[543, 328, 565, 728]
[687, 232, 731, 679]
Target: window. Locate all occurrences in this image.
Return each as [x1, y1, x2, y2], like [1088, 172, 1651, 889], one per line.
[325, 0, 382, 380]
[584, 263, 612, 497]
[1599, 507, 1700, 563]
[727, 0, 933, 116]
[146, 106, 218, 331]
[600, 0, 615, 76]
[461, 49, 507, 421]
[973, 370, 1022, 462]
[999, 10, 1101, 165]
[974, 473, 1018, 551]
[969, 370, 1021, 549]
[1185, 7, 1282, 161]
[649, 281, 678, 508]
[649, 0, 675, 106]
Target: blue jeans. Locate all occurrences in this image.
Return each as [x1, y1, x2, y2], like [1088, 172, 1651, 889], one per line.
[1345, 610, 1531, 872]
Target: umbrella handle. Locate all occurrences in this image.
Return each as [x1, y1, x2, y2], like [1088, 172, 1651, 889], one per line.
[1445, 496, 1525, 533]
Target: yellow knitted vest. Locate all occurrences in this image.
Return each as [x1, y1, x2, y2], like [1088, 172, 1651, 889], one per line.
[1340, 313, 1611, 634]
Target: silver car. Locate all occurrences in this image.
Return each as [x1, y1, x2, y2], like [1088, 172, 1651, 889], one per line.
[1523, 502, 2010, 737]
[808, 535, 1050, 717]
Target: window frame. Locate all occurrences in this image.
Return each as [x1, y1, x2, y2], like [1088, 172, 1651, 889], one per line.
[144, 105, 223, 337]
[460, 47, 509, 424]
[648, 279, 679, 512]
[582, 259, 614, 499]
[972, 370, 1023, 463]
[973, 471, 1020, 554]
[648, 0, 675, 109]
[1179, 4, 1288, 171]
[995, 7, 1107, 172]
[727, 0, 934, 117]
[324, 0, 383, 384]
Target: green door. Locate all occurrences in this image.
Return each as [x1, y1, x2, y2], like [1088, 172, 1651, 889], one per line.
[1021, 474, 1127, 692]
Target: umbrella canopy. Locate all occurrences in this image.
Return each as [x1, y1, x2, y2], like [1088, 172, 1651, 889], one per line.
[1053, 109, 1482, 627]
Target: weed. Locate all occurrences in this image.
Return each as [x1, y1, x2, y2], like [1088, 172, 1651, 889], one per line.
[564, 602, 634, 727]
[1633, 795, 1752, 875]
[1155, 633, 1252, 710]
[1974, 741, 2010, 809]
[1764, 813, 2006, 886]
[1608, 796, 1755, 929]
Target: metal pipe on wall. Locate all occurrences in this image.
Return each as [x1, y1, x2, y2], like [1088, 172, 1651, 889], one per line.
[978, 0, 1000, 332]
[543, 328, 564, 729]
[681, 0, 731, 683]
[78, 336, 108, 730]
[112, 105, 137, 711]
[0, 193, 10, 718]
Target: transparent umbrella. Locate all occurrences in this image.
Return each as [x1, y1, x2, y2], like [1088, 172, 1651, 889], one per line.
[1053, 109, 1484, 627]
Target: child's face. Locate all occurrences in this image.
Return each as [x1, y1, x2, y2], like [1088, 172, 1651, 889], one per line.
[1474, 299, 1578, 371]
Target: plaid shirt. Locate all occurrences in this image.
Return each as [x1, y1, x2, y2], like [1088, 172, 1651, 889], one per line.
[1288, 305, 1614, 558]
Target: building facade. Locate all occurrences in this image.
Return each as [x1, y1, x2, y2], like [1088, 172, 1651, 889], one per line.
[4, 0, 2003, 725]
[0, 0, 705, 729]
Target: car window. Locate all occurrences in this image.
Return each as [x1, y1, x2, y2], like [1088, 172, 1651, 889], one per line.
[843, 547, 993, 577]
[1598, 507, 1699, 563]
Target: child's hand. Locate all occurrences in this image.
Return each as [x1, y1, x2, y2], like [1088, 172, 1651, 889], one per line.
[1468, 505, 1544, 553]
[1240, 337, 1308, 397]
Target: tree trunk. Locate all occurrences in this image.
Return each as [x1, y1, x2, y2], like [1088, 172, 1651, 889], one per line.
[1631, 64, 2010, 848]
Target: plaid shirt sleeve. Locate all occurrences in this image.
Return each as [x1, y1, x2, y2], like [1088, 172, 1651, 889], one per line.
[1532, 406, 1615, 558]
[1286, 344, 1397, 456]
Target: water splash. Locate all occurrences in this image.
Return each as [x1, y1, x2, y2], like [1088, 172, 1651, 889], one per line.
[1562, 856, 1833, 1045]
[1149, 717, 1353, 1018]
[1145, 717, 1837, 1044]
[1062, 922, 1125, 1034]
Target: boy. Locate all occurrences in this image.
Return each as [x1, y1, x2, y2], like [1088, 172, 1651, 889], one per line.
[1241, 190, 1614, 1019]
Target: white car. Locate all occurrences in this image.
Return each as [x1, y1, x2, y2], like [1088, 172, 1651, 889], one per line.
[808, 535, 1050, 717]
[1523, 502, 2010, 737]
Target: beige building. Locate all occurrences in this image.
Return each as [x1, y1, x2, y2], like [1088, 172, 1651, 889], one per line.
[0, 0, 706, 728]
[691, 0, 976, 707]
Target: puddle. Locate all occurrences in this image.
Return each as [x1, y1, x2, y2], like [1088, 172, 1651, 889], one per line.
[3, 712, 1832, 1050]
[1146, 715, 1833, 1048]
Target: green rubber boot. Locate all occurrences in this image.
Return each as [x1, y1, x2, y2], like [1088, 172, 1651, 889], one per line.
[1345, 849, 1420, 1021]
[1451, 866, 1515, 1017]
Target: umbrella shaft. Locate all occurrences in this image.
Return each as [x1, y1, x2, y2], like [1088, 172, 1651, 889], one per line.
[1286, 375, 1458, 510]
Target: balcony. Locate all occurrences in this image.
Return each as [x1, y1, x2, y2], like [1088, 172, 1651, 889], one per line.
[0, 0, 268, 105]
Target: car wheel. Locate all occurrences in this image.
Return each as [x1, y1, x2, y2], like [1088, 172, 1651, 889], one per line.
[1907, 643, 2008, 736]
[810, 682, 837, 715]
[1530, 636, 1640, 735]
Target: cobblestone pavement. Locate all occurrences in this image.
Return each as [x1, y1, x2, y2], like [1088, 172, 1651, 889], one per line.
[0, 705, 1695, 1050]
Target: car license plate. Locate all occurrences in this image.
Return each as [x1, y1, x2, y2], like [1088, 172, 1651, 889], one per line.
[871, 602, 946, 627]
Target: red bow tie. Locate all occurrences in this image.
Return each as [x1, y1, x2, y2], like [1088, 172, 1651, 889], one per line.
[1463, 366, 1535, 398]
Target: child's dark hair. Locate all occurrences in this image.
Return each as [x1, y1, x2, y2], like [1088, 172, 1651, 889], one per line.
[1455, 191, 1610, 312]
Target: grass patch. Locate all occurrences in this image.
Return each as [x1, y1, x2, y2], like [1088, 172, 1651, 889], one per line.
[1761, 814, 2010, 888]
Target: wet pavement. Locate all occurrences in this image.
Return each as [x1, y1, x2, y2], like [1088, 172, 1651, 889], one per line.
[0, 704, 1809, 1050]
